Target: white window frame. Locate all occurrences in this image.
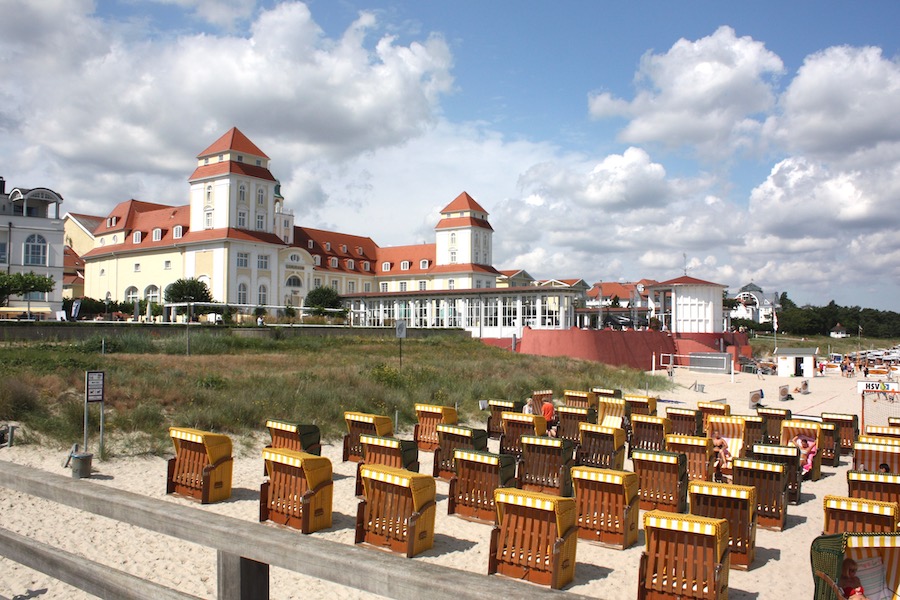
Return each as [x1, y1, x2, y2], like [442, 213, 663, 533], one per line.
[23, 234, 47, 266]
[399, 282, 407, 292]
[420, 259, 428, 269]
[380, 282, 388, 292]
[237, 283, 248, 304]
[330, 257, 338, 268]
[152, 228, 162, 242]
[174, 225, 183, 239]
[237, 210, 247, 228]
[237, 252, 249, 268]
[382, 262, 390, 272]
[418, 281, 426, 291]
[401, 261, 410, 271]
[258, 254, 269, 270]
[258, 285, 267, 305]
[133, 231, 141, 244]
[347, 259, 354, 270]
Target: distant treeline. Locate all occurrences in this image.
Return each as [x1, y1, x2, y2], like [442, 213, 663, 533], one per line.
[733, 293, 900, 338]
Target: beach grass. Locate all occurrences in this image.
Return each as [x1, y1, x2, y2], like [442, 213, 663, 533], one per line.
[0, 333, 671, 455]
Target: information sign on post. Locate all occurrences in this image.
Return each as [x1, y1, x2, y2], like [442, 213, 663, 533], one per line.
[84, 371, 106, 457]
[396, 321, 407, 367]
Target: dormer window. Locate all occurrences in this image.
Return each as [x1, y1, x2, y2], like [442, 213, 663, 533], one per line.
[357, 246, 363, 255]
[307, 240, 314, 249]
[347, 259, 354, 270]
[237, 155, 243, 162]
[329, 257, 338, 268]
[132, 231, 141, 244]
[325, 242, 331, 251]
[362, 261, 370, 271]
[313, 255, 321, 266]
[152, 228, 162, 242]
[420, 259, 429, 269]
[204, 158, 209, 165]
[174, 225, 183, 239]
[256, 159, 261, 166]
[341, 244, 347, 253]
[382, 262, 391, 272]
[218, 154, 224, 162]
[400, 261, 410, 271]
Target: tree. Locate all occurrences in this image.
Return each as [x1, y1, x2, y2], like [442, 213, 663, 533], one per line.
[305, 286, 344, 317]
[6, 272, 55, 317]
[164, 278, 214, 316]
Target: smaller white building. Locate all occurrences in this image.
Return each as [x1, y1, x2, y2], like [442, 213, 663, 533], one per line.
[648, 276, 726, 334]
[773, 347, 818, 378]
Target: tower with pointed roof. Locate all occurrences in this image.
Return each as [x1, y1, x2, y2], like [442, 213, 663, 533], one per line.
[434, 191, 493, 268]
[188, 127, 292, 240]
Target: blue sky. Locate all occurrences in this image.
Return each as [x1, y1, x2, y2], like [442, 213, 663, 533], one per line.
[3, 0, 900, 310]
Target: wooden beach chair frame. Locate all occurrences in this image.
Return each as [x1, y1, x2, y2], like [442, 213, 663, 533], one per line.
[821, 412, 858, 456]
[355, 434, 420, 496]
[432, 424, 488, 481]
[666, 407, 703, 437]
[342, 412, 394, 463]
[823, 494, 900, 534]
[780, 419, 824, 481]
[498, 411, 547, 459]
[689, 480, 757, 570]
[563, 389, 599, 409]
[486, 399, 524, 440]
[576, 423, 626, 470]
[413, 403, 458, 452]
[757, 407, 791, 445]
[571, 467, 639, 549]
[732, 457, 789, 531]
[259, 447, 332, 534]
[848, 470, 900, 506]
[698, 401, 731, 436]
[489, 488, 578, 589]
[750, 443, 803, 505]
[447, 450, 517, 523]
[264, 420, 321, 455]
[517, 435, 575, 496]
[854, 441, 900, 474]
[556, 406, 597, 447]
[166, 427, 233, 504]
[630, 414, 672, 455]
[632, 449, 688, 513]
[666, 434, 715, 482]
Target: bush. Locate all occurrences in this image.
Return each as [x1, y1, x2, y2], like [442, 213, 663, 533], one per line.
[0, 379, 40, 421]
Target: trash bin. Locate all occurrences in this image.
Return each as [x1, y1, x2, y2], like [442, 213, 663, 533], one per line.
[71, 452, 93, 479]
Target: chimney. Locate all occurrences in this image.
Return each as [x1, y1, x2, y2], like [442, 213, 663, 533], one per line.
[0, 176, 5, 195]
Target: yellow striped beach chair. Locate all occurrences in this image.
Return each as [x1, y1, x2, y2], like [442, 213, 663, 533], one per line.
[750, 443, 803, 505]
[413, 403, 458, 452]
[708, 415, 749, 477]
[866, 425, 900, 440]
[447, 449, 517, 523]
[632, 449, 688, 513]
[518, 435, 575, 496]
[854, 441, 900, 474]
[757, 407, 791, 444]
[780, 419, 824, 481]
[624, 394, 658, 417]
[598, 397, 628, 429]
[486, 399, 524, 439]
[822, 412, 858, 455]
[689, 480, 757, 570]
[563, 389, 599, 409]
[355, 464, 436, 558]
[264, 420, 321, 455]
[698, 401, 731, 436]
[732, 457, 788, 531]
[666, 434, 715, 482]
[432, 424, 488, 481]
[639, 511, 730, 600]
[811, 532, 900, 600]
[166, 427, 233, 504]
[576, 423, 626, 470]
[343, 411, 393, 463]
[571, 466, 639, 549]
[666, 407, 703, 437]
[631, 414, 672, 455]
[499, 411, 547, 457]
[556, 405, 598, 446]
[489, 488, 578, 589]
[823, 494, 900, 534]
[260, 447, 332, 533]
[355, 433, 419, 495]
[848, 470, 900, 506]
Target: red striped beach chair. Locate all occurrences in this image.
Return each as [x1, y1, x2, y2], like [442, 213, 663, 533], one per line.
[823, 494, 900, 534]
[486, 399, 524, 440]
[732, 457, 788, 531]
[448, 449, 517, 523]
[355, 464, 436, 558]
[499, 411, 547, 458]
[576, 423, 626, 470]
[854, 441, 900, 474]
[489, 488, 578, 589]
[166, 427, 233, 504]
[821, 412, 858, 455]
[632, 449, 688, 513]
[432, 424, 488, 480]
[780, 419, 824, 481]
[859, 434, 900, 446]
[571, 466, 639, 549]
[343, 412, 393, 462]
[757, 407, 791, 445]
[638, 511, 730, 600]
[698, 401, 731, 436]
[866, 425, 900, 440]
[259, 447, 332, 534]
[563, 389, 599, 409]
[667, 407, 703, 436]
[689, 480, 757, 570]
[666, 434, 715, 482]
[413, 404, 457, 452]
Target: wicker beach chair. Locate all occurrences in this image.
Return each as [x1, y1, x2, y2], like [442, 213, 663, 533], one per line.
[342, 412, 393, 463]
[689, 480, 757, 570]
[732, 457, 789, 531]
[698, 401, 731, 436]
[556, 406, 598, 447]
[264, 420, 321, 455]
[413, 404, 458, 452]
[518, 435, 575, 496]
[571, 466, 639, 549]
[489, 488, 577, 589]
[821, 412, 859, 456]
[848, 470, 900, 505]
[624, 394, 658, 417]
[811, 532, 900, 600]
[666, 407, 703, 437]
[166, 427, 233, 504]
[757, 407, 791, 445]
[630, 414, 672, 455]
[632, 449, 688, 513]
[499, 411, 547, 459]
[666, 434, 715, 482]
[750, 443, 803, 505]
[355, 434, 419, 495]
[432, 424, 489, 481]
[259, 447, 332, 533]
[447, 450, 517, 523]
[781, 419, 824, 481]
[486, 399, 524, 440]
[563, 389, 599, 409]
[823, 494, 900, 534]
[576, 423, 626, 470]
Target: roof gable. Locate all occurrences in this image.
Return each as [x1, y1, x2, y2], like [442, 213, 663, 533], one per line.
[198, 127, 268, 159]
[441, 191, 487, 214]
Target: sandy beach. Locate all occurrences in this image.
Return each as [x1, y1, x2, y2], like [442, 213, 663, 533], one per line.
[0, 367, 875, 599]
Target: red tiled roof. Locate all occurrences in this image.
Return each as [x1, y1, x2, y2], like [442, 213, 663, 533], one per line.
[376, 245, 436, 275]
[188, 161, 276, 183]
[63, 246, 83, 270]
[197, 127, 268, 159]
[66, 212, 104, 234]
[434, 216, 493, 231]
[441, 191, 487, 214]
[92, 200, 173, 234]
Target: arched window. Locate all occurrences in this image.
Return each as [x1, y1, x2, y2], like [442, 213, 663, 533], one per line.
[313, 255, 321, 266]
[450, 232, 457, 247]
[23, 234, 47, 266]
[125, 286, 139, 303]
[257, 188, 264, 205]
[239, 185, 246, 203]
[237, 283, 248, 305]
[330, 257, 338, 268]
[206, 185, 213, 205]
[400, 261, 410, 270]
[258, 284, 268, 305]
[205, 209, 214, 229]
[286, 275, 302, 288]
[144, 285, 159, 304]
[173, 225, 183, 239]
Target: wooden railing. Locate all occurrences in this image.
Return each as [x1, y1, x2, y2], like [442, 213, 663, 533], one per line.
[0, 460, 590, 600]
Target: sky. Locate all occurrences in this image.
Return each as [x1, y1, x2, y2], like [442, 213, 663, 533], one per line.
[3, 1, 900, 310]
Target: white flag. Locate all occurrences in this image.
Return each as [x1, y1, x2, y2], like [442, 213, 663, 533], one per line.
[773, 311, 778, 332]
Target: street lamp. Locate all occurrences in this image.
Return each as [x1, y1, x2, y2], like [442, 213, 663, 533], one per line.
[105, 292, 111, 321]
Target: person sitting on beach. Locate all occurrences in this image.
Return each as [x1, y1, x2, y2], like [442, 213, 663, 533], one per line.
[523, 396, 542, 416]
[879, 463, 891, 474]
[792, 434, 818, 477]
[712, 432, 731, 482]
[839, 558, 870, 600]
